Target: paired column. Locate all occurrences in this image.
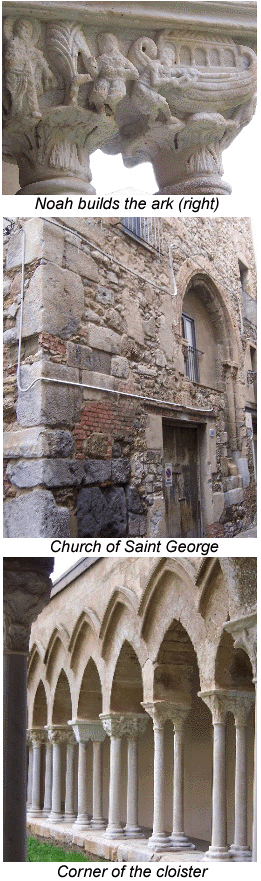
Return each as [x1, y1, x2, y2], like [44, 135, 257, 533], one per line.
[142, 702, 171, 850]
[42, 737, 53, 817]
[229, 693, 255, 861]
[69, 720, 92, 829]
[124, 714, 148, 837]
[200, 691, 231, 860]
[28, 728, 46, 817]
[48, 726, 69, 823]
[100, 713, 126, 839]
[169, 709, 195, 850]
[64, 732, 76, 823]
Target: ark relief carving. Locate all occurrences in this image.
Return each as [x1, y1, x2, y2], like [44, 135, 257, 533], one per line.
[3, 16, 257, 194]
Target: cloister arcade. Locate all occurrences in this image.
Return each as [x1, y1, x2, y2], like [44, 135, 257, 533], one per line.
[26, 557, 256, 861]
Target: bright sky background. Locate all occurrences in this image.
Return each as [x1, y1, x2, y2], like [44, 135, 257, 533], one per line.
[90, 114, 258, 200]
[52, 554, 95, 581]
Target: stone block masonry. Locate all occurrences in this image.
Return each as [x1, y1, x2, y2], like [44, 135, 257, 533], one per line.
[3, 217, 257, 538]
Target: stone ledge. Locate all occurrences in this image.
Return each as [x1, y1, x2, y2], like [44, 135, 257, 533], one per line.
[27, 817, 207, 862]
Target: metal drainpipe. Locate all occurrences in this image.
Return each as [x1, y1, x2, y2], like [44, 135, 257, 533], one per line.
[14, 223, 214, 416]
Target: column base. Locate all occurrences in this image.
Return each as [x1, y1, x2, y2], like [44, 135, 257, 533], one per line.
[73, 815, 91, 830]
[103, 824, 125, 839]
[91, 818, 107, 830]
[229, 845, 252, 861]
[48, 812, 64, 823]
[42, 809, 52, 817]
[27, 808, 43, 818]
[63, 813, 76, 824]
[16, 177, 96, 196]
[147, 832, 170, 850]
[124, 825, 145, 838]
[156, 176, 231, 195]
[169, 833, 196, 850]
[203, 845, 233, 860]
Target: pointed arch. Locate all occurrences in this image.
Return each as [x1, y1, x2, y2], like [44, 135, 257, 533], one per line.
[77, 658, 102, 719]
[110, 640, 144, 713]
[100, 587, 138, 659]
[52, 669, 72, 724]
[32, 680, 47, 727]
[45, 626, 69, 683]
[69, 610, 100, 672]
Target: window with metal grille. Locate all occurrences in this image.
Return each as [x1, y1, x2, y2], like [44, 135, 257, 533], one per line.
[122, 217, 164, 255]
[182, 313, 200, 383]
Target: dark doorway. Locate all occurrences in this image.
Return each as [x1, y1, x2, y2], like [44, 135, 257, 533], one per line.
[163, 422, 202, 537]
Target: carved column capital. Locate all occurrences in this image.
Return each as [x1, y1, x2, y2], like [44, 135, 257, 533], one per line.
[30, 726, 47, 746]
[69, 718, 106, 743]
[100, 711, 147, 739]
[2, 5, 256, 195]
[223, 611, 257, 681]
[199, 688, 254, 725]
[46, 724, 71, 745]
[3, 557, 54, 653]
[142, 698, 191, 729]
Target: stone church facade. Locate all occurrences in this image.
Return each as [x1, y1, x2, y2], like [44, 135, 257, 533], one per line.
[3, 216, 257, 538]
[26, 556, 257, 861]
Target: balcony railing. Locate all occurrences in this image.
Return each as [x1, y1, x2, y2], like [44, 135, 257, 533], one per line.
[184, 345, 200, 383]
[122, 217, 164, 255]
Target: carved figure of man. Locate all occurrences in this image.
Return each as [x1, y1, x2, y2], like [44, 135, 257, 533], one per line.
[4, 18, 55, 118]
[129, 38, 196, 123]
[88, 33, 139, 114]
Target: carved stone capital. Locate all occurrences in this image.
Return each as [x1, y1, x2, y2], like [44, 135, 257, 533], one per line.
[69, 718, 106, 743]
[142, 698, 191, 729]
[46, 724, 71, 745]
[3, 557, 54, 653]
[30, 726, 47, 746]
[223, 611, 257, 680]
[199, 688, 254, 725]
[100, 711, 147, 739]
[2, 5, 256, 194]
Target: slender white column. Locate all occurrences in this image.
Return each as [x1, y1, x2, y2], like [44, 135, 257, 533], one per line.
[68, 720, 92, 829]
[142, 702, 170, 850]
[29, 730, 45, 817]
[169, 711, 195, 850]
[124, 715, 148, 837]
[26, 733, 33, 811]
[92, 740, 106, 830]
[64, 733, 76, 823]
[100, 713, 126, 839]
[48, 726, 68, 823]
[200, 691, 232, 860]
[42, 739, 52, 817]
[230, 694, 255, 861]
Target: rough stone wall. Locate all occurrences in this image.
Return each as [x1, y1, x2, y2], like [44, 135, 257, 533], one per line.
[3, 216, 257, 537]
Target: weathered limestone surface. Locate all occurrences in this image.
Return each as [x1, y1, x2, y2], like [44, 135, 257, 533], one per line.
[2, 2, 257, 194]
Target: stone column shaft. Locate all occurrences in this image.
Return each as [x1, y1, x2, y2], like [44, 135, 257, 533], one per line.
[3, 556, 53, 862]
[169, 715, 195, 850]
[200, 691, 232, 861]
[147, 720, 169, 850]
[3, 653, 27, 861]
[50, 741, 63, 822]
[106, 735, 123, 837]
[75, 741, 90, 828]
[64, 740, 76, 823]
[30, 735, 44, 817]
[92, 740, 106, 830]
[43, 741, 52, 816]
[27, 739, 33, 809]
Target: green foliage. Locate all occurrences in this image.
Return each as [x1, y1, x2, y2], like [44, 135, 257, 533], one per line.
[27, 836, 100, 862]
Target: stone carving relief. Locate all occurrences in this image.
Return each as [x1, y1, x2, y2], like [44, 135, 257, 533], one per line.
[2, 16, 257, 194]
[3, 562, 53, 653]
[100, 712, 147, 739]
